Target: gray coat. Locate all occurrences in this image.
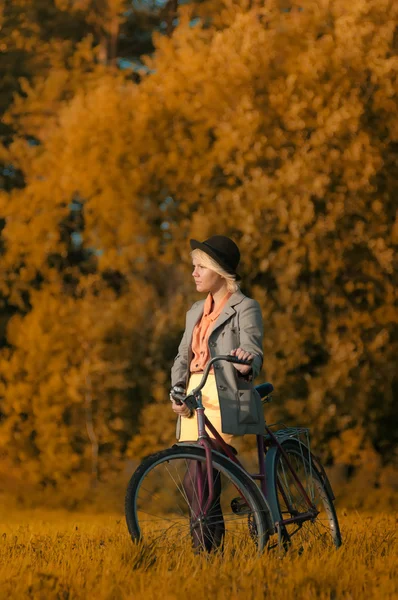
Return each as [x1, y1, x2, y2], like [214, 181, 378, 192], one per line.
[171, 290, 265, 438]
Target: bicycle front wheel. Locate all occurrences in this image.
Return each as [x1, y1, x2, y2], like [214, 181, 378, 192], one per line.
[266, 440, 342, 550]
[125, 445, 272, 554]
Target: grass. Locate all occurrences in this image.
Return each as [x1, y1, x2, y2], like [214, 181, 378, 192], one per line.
[0, 508, 397, 599]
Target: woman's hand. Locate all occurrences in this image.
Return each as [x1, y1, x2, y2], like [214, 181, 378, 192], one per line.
[170, 399, 192, 418]
[230, 348, 254, 375]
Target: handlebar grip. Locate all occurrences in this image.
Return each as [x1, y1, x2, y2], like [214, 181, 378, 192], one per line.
[170, 386, 186, 405]
[225, 356, 252, 366]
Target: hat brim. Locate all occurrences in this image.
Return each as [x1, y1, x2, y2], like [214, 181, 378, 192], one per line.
[190, 239, 241, 281]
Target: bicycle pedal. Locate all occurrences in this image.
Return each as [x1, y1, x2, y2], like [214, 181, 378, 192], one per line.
[231, 497, 251, 515]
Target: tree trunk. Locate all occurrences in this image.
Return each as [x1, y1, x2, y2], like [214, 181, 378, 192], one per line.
[84, 363, 99, 488]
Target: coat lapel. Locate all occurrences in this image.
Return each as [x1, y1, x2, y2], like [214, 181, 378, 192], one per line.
[211, 306, 235, 332]
[186, 291, 246, 342]
[210, 290, 245, 334]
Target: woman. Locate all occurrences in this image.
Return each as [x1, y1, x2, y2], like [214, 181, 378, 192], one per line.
[170, 235, 265, 550]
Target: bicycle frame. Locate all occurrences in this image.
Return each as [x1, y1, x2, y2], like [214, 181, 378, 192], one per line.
[182, 355, 318, 529]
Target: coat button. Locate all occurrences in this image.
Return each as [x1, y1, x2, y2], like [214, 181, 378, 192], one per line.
[219, 385, 227, 391]
[210, 341, 216, 347]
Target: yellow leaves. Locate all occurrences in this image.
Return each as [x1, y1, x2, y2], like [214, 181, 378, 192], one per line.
[0, 275, 159, 481]
[329, 335, 360, 368]
[368, 328, 389, 353]
[0, 0, 396, 489]
[329, 426, 368, 467]
[368, 237, 394, 273]
[109, 417, 124, 432]
[127, 399, 177, 460]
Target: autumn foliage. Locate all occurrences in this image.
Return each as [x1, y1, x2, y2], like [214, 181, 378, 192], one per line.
[0, 0, 397, 500]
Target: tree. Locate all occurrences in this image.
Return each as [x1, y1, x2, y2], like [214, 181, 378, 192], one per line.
[0, 0, 397, 493]
[127, 0, 398, 469]
[0, 276, 157, 488]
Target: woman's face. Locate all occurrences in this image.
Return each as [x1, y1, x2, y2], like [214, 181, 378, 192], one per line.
[192, 258, 225, 294]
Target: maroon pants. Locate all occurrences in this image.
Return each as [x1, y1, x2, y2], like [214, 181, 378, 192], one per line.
[183, 460, 224, 552]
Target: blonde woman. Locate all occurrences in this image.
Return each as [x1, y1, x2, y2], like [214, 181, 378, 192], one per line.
[170, 235, 264, 550]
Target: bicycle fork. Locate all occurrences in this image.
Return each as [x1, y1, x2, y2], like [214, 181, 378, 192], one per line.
[195, 405, 215, 516]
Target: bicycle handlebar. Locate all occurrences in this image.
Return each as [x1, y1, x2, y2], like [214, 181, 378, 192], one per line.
[190, 354, 252, 398]
[171, 355, 252, 406]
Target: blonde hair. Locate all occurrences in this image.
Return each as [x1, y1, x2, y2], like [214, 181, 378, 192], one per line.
[191, 249, 239, 293]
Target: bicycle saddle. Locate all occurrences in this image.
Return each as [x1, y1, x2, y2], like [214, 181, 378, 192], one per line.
[255, 382, 274, 399]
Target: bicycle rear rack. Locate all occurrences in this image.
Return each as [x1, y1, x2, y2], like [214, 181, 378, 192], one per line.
[265, 425, 315, 504]
[265, 423, 311, 444]
[269, 426, 310, 444]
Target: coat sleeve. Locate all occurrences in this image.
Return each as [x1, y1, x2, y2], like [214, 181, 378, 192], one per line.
[170, 312, 190, 389]
[237, 298, 264, 380]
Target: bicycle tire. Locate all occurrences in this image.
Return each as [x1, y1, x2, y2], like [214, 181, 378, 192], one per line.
[125, 445, 273, 553]
[265, 439, 342, 549]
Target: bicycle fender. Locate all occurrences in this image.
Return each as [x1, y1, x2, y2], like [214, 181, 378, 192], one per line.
[310, 452, 336, 501]
[264, 445, 284, 525]
[265, 440, 336, 517]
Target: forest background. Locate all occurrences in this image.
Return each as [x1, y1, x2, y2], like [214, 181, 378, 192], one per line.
[0, 0, 397, 511]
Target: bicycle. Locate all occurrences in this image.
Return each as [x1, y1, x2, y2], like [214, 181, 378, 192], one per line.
[125, 355, 342, 554]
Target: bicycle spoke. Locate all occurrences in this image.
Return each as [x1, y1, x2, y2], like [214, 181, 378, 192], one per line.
[138, 489, 187, 520]
[136, 509, 187, 523]
[164, 461, 191, 508]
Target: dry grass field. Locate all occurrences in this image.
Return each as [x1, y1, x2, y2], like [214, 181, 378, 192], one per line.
[0, 507, 396, 600]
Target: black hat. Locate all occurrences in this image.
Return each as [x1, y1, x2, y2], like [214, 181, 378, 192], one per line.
[190, 235, 241, 281]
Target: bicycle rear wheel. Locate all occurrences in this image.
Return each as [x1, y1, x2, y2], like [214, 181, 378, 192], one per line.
[125, 445, 272, 554]
[267, 440, 342, 550]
